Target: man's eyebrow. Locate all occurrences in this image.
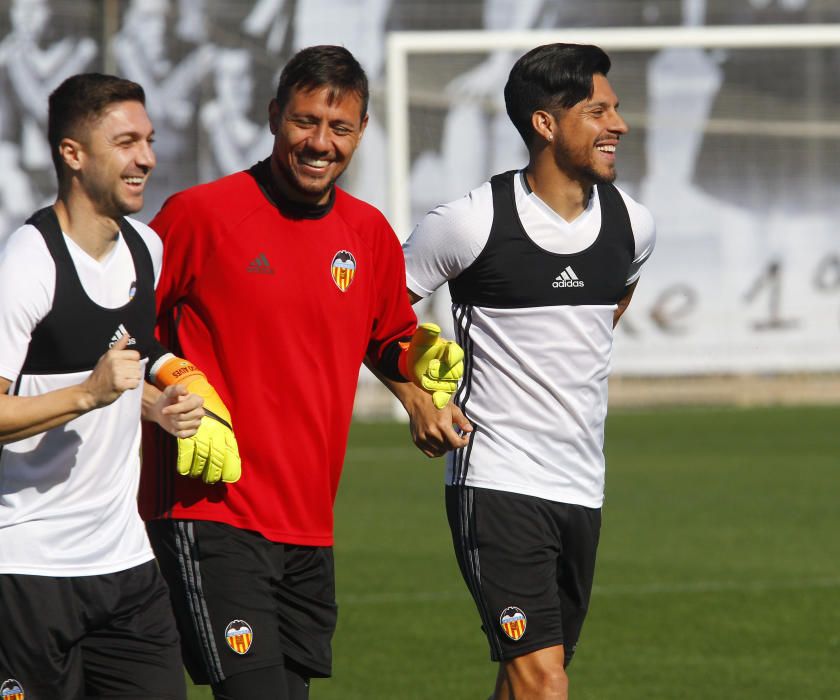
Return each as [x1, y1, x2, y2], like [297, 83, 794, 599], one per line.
[287, 112, 358, 127]
[112, 128, 155, 139]
[585, 99, 618, 109]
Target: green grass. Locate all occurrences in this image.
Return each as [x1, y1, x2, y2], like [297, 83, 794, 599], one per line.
[189, 405, 840, 699]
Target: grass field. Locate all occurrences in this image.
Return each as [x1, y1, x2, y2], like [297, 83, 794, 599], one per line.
[188, 405, 840, 699]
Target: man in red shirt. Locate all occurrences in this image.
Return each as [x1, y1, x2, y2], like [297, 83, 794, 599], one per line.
[139, 45, 469, 699]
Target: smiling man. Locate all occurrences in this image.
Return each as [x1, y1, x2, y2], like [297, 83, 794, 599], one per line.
[0, 73, 212, 699]
[398, 44, 657, 699]
[139, 45, 466, 700]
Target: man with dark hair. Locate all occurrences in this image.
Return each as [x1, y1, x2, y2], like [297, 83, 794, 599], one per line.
[397, 43, 657, 699]
[0, 72, 217, 699]
[45, 72, 146, 174]
[139, 45, 466, 700]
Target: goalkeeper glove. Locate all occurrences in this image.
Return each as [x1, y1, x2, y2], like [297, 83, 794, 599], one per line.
[153, 356, 241, 484]
[398, 323, 464, 409]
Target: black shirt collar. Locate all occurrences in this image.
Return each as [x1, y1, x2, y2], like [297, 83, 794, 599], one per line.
[248, 158, 336, 220]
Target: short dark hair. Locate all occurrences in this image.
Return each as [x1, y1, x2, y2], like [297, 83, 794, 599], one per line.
[48, 73, 146, 181]
[504, 43, 612, 146]
[274, 45, 369, 120]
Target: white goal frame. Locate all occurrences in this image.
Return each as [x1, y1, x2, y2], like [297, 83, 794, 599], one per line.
[385, 23, 840, 239]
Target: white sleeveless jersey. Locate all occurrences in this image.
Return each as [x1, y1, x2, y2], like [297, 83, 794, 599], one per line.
[404, 171, 655, 507]
[0, 216, 162, 575]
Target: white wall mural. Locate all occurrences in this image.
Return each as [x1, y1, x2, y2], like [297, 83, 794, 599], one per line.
[0, 0, 837, 375]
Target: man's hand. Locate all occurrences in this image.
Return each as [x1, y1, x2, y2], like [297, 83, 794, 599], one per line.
[399, 323, 464, 409]
[405, 387, 473, 458]
[153, 356, 241, 484]
[80, 334, 142, 409]
[148, 384, 205, 438]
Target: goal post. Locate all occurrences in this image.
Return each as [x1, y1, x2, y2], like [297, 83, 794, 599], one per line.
[383, 23, 840, 380]
[386, 23, 840, 239]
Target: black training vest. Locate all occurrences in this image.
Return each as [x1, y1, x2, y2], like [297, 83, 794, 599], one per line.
[448, 171, 635, 308]
[20, 207, 157, 374]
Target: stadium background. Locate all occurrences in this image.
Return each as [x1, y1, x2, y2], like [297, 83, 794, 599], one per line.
[1, 0, 839, 412]
[1, 2, 839, 698]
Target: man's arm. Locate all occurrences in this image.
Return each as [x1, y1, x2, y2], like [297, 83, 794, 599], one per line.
[0, 335, 141, 445]
[143, 205, 240, 485]
[614, 280, 638, 327]
[367, 357, 472, 458]
[370, 289, 472, 458]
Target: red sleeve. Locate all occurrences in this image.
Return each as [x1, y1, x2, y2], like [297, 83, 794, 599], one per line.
[365, 214, 417, 378]
[149, 192, 205, 318]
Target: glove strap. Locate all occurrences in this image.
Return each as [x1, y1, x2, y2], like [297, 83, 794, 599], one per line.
[152, 356, 234, 429]
[152, 356, 206, 390]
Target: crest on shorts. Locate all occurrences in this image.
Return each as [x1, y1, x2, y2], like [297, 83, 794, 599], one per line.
[499, 606, 527, 641]
[0, 679, 25, 700]
[224, 619, 253, 655]
[331, 250, 356, 292]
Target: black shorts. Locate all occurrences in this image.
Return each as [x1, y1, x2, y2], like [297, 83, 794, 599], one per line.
[147, 519, 337, 687]
[446, 485, 601, 666]
[0, 560, 185, 700]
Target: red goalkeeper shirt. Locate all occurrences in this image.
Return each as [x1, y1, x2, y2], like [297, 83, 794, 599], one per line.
[139, 161, 417, 546]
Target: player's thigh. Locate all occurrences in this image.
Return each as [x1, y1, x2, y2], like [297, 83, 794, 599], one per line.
[554, 503, 601, 665]
[274, 545, 337, 680]
[79, 561, 185, 699]
[0, 574, 86, 699]
[213, 661, 311, 700]
[446, 486, 590, 663]
[147, 519, 288, 687]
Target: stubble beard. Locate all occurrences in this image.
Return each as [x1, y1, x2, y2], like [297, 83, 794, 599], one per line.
[552, 134, 618, 186]
[277, 157, 339, 203]
[89, 182, 143, 219]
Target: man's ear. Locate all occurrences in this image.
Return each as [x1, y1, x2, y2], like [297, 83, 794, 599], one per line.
[58, 137, 84, 173]
[357, 112, 369, 143]
[531, 109, 555, 144]
[268, 98, 281, 135]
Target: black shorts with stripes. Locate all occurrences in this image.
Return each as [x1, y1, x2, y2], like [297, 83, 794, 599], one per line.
[0, 560, 184, 699]
[147, 519, 337, 687]
[446, 485, 601, 666]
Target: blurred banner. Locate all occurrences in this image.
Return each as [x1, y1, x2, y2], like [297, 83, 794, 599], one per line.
[0, 0, 838, 376]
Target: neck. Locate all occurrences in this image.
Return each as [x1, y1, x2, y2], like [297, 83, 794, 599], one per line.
[268, 156, 332, 207]
[53, 189, 121, 261]
[524, 152, 593, 222]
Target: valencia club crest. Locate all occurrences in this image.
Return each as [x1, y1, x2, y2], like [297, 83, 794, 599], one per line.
[224, 619, 254, 655]
[0, 679, 24, 700]
[499, 606, 527, 641]
[331, 250, 356, 292]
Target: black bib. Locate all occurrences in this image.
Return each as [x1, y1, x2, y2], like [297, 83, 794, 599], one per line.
[449, 171, 635, 308]
[21, 207, 157, 374]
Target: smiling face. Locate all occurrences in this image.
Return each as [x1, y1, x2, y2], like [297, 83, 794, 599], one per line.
[268, 85, 368, 205]
[73, 100, 156, 218]
[550, 73, 628, 186]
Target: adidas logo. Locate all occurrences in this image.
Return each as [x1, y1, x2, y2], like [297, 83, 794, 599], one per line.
[247, 253, 275, 275]
[109, 323, 136, 348]
[552, 266, 584, 288]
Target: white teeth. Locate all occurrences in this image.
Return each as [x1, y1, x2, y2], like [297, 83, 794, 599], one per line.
[301, 158, 329, 168]
[597, 145, 616, 153]
[123, 177, 144, 185]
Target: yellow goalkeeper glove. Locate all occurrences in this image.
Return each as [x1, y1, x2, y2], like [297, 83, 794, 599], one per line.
[398, 323, 465, 409]
[154, 356, 241, 484]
